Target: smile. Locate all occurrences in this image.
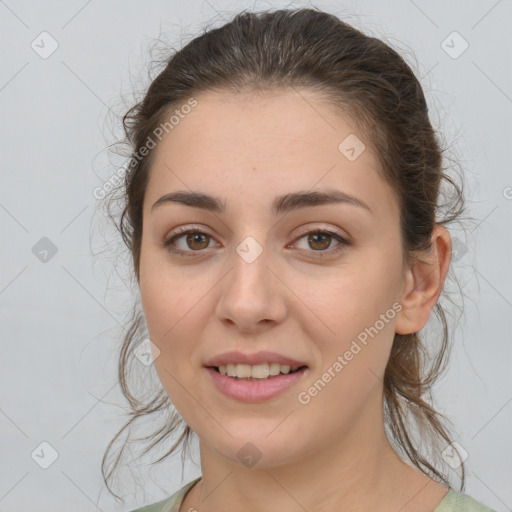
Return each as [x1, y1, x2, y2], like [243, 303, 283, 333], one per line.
[206, 366, 308, 402]
[214, 362, 305, 379]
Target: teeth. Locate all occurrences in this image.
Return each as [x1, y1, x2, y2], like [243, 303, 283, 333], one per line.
[218, 363, 302, 379]
[268, 363, 284, 376]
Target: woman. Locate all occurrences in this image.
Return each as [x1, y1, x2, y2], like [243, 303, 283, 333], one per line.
[101, 7, 496, 512]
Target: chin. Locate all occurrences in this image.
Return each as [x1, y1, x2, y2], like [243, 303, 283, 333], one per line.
[205, 432, 306, 469]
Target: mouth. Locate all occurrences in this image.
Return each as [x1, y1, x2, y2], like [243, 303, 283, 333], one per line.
[205, 364, 309, 402]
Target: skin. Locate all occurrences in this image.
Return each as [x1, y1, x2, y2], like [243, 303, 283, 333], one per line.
[138, 88, 452, 512]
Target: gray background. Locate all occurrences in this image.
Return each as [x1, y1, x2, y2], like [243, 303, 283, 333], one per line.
[1, 0, 511, 510]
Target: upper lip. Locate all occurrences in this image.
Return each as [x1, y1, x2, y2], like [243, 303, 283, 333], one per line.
[204, 351, 308, 368]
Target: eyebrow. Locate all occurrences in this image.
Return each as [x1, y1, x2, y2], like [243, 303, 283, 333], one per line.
[151, 188, 372, 216]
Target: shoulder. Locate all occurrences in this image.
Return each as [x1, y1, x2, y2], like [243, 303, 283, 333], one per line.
[434, 488, 498, 512]
[128, 476, 202, 512]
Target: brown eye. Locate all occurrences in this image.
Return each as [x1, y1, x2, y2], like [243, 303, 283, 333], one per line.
[163, 227, 350, 259]
[184, 232, 210, 250]
[291, 229, 351, 259]
[162, 228, 216, 256]
[307, 232, 333, 251]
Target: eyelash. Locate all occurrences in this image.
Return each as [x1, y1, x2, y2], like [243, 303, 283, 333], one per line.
[161, 225, 351, 259]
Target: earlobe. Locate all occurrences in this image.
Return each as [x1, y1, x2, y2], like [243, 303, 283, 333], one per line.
[395, 225, 452, 335]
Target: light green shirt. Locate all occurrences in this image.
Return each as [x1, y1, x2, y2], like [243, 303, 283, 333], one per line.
[129, 476, 497, 512]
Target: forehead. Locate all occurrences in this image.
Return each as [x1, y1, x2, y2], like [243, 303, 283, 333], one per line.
[144, 88, 398, 220]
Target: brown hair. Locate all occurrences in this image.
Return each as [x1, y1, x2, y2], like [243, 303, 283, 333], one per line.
[100, 7, 469, 502]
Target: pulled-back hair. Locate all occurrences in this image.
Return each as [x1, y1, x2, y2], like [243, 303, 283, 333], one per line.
[100, 7, 468, 501]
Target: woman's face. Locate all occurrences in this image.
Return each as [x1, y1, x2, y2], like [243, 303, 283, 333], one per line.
[139, 88, 409, 467]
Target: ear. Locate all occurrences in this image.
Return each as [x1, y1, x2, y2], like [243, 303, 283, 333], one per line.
[395, 225, 452, 335]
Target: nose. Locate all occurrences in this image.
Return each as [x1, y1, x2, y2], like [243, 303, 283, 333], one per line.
[214, 238, 287, 333]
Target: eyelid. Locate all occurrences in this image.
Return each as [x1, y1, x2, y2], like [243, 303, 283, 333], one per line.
[162, 225, 218, 252]
[287, 225, 350, 257]
[292, 223, 349, 241]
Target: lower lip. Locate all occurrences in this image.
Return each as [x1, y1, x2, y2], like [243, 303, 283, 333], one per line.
[205, 367, 308, 402]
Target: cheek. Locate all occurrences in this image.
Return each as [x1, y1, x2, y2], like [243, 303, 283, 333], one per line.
[138, 252, 212, 367]
[297, 289, 397, 430]
[139, 268, 202, 408]
[139, 276, 176, 342]
[294, 250, 401, 392]
[295, 254, 401, 340]
[139, 245, 191, 338]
